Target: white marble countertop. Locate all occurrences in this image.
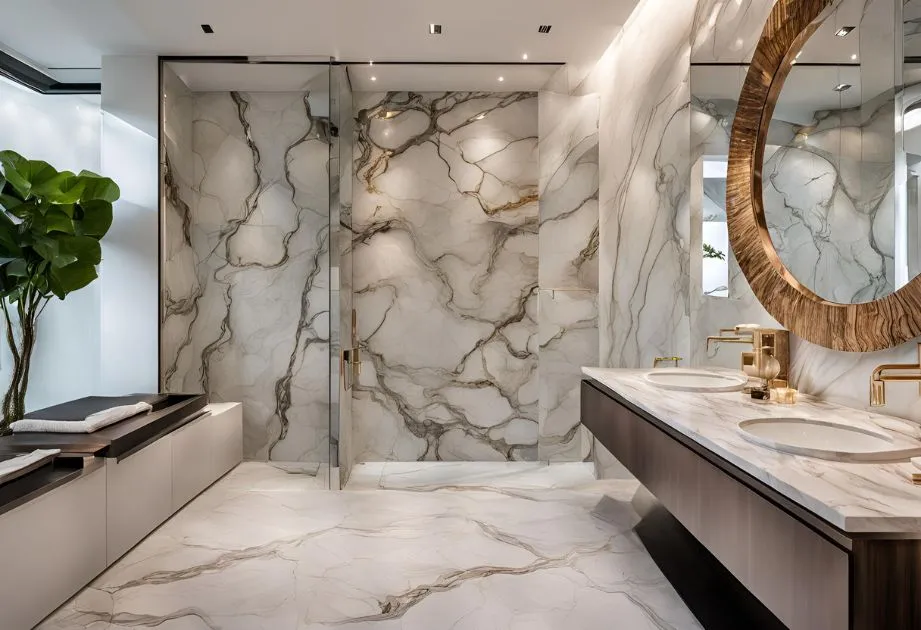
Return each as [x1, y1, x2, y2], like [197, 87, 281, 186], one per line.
[583, 367, 921, 533]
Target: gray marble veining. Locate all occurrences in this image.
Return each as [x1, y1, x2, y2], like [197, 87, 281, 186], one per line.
[161, 83, 332, 462]
[38, 462, 701, 630]
[584, 367, 921, 532]
[351, 91, 540, 462]
[537, 90, 600, 462]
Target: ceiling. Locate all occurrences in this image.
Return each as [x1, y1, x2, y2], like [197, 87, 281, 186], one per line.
[693, 65, 863, 125]
[347, 64, 560, 92]
[0, 0, 638, 85]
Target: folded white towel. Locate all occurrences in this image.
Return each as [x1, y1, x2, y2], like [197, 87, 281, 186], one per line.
[9, 402, 153, 434]
[0, 449, 60, 483]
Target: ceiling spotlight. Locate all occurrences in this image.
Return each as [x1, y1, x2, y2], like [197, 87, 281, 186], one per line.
[851, 53, 858, 60]
[498, 76, 505, 82]
[371, 76, 377, 81]
[835, 26, 855, 37]
[538, 25, 552, 33]
[522, 53, 529, 60]
[369, 60, 374, 66]
[834, 83, 852, 92]
[201, 24, 214, 34]
[429, 24, 443, 34]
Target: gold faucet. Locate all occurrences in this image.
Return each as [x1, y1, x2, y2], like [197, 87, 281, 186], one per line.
[870, 343, 921, 407]
[653, 356, 682, 368]
[706, 326, 790, 382]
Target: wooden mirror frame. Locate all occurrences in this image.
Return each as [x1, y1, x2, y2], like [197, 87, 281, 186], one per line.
[726, 0, 921, 351]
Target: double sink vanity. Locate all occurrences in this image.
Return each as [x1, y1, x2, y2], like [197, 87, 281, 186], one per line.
[582, 366, 921, 630]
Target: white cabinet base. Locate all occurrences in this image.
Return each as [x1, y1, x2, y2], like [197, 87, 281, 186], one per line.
[0, 466, 106, 630]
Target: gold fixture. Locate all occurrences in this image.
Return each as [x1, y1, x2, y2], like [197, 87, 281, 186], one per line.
[653, 356, 682, 368]
[706, 326, 790, 383]
[869, 343, 921, 407]
[341, 310, 363, 391]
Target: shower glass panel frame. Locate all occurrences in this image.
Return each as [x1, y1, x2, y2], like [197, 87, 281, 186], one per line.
[158, 57, 346, 490]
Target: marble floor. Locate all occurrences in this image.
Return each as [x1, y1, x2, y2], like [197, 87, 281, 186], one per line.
[38, 462, 701, 630]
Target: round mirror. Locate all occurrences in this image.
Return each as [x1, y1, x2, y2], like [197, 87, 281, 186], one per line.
[761, 0, 900, 304]
[726, 0, 921, 351]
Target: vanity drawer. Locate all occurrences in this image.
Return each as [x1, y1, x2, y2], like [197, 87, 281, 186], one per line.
[582, 380, 849, 630]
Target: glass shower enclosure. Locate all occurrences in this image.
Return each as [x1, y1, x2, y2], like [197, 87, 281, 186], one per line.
[158, 58, 352, 489]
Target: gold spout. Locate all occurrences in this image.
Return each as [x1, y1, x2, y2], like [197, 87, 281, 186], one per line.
[706, 327, 790, 383]
[706, 335, 753, 350]
[869, 343, 921, 407]
[653, 356, 682, 368]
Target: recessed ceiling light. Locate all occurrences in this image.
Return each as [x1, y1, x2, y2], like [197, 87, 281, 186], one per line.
[835, 26, 855, 37]
[498, 76, 505, 82]
[834, 83, 852, 92]
[522, 53, 528, 60]
[851, 53, 858, 60]
[369, 60, 374, 66]
[371, 76, 377, 81]
[429, 24, 443, 34]
[538, 25, 552, 34]
[201, 24, 214, 34]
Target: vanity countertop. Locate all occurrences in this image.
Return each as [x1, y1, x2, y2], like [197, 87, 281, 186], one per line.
[583, 367, 921, 533]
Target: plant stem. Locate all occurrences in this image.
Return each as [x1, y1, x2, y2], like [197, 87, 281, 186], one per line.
[1, 290, 46, 431]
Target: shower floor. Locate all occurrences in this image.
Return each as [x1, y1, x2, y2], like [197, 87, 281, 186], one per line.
[38, 462, 700, 629]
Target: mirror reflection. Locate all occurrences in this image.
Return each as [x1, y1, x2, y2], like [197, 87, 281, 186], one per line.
[692, 0, 917, 304]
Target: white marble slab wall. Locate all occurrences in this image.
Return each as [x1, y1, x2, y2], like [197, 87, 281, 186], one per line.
[351, 91, 539, 462]
[161, 86, 332, 462]
[537, 91, 599, 461]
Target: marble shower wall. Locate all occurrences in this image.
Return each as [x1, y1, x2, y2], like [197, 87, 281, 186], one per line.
[161, 79, 333, 462]
[351, 91, 540, 462]
[537, 90, 599, 461]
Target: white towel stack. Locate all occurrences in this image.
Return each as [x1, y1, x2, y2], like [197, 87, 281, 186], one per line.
[9, 402, 153, 434]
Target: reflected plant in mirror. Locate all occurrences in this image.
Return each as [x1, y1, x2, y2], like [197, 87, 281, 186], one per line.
[0, 151, 118, 430]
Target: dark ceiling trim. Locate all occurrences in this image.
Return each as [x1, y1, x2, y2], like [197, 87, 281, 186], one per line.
[0, 50, 99, 94]
[160, 55, 564, 66]
[691, 61, 860, 67]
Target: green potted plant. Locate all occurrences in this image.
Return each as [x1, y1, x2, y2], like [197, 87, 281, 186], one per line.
[0, 151, 119, 431]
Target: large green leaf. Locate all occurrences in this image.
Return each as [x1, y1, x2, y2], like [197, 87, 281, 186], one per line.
[79, 173, 120, 203]
[75, 200, 113, 237]
[30, 171, 84, 204]
[57, 235, 101, 266]
[50, 262, 97, 298]
[0, 151, 30, 198]
[39, 208, 76, 235]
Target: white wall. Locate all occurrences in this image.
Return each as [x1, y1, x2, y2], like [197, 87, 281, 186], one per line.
[0, 77, 102, 410]
[99, 56, 160, 395]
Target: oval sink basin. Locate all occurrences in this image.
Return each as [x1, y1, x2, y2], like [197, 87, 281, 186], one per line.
[738, 417, 921, 462]
[643, 369, 748, 393]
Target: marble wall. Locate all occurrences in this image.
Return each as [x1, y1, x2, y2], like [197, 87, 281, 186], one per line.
[160, 72, 333, 462]
[537, 90, 599, 461]
[351, 91, 540, 462]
